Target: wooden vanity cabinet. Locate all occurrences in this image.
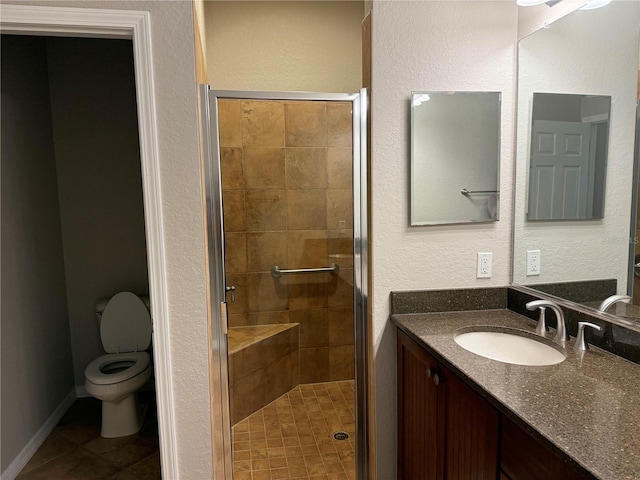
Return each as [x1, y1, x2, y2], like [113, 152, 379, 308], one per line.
[397, 330, 500, 479]
[501, 416, 589, 480]
[397, 329, 438, 479]
[398, 329, 591, 480]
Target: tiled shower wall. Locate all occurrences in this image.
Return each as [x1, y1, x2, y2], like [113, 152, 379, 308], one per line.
[219, 99, 355, 383]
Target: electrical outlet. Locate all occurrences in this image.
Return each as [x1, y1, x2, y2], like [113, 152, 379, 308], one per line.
[527, 250, 541, 276]
[477, 252, 492, 278]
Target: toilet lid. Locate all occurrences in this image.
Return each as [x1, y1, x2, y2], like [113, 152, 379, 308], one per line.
[101, 292, 151, 353]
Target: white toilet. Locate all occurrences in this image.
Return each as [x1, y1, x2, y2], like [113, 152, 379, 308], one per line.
[84, 291, 153, 438]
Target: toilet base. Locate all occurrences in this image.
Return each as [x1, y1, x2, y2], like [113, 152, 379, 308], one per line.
[101, 392, 146, 438]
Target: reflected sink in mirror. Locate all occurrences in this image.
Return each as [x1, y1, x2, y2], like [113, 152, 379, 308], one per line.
[454, 326, 566, 366]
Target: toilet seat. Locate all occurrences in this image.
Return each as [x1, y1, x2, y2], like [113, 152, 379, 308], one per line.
[85, 352, 150, 385]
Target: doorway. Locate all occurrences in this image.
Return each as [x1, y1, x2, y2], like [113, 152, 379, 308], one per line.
[201, 89, 368, 480]
[1, 33, 161, 479]
[0, 5, 178, 478]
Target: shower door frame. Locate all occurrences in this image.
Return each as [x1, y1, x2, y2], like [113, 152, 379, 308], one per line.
[202, 87, 369, 480]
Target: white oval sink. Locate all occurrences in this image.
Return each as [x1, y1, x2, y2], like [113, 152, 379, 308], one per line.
[454, 328, 566, 366]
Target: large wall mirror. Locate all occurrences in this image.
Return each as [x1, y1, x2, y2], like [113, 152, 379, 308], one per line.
[410, 91, 501, 225]
[513, 1, 640, 321]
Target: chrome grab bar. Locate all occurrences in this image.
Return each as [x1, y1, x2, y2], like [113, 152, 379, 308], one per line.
[461, 188, 499, 196]
[271, 263, 340, 278]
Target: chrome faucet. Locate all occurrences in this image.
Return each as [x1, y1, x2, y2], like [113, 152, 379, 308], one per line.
[526, 300, 569, 343]
[598, 294, 631, 312]
[574, 321, 603, 351]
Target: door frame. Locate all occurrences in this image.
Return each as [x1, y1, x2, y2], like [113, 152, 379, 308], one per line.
[203, 89, 369, 480]
[1, 5, 178, 478]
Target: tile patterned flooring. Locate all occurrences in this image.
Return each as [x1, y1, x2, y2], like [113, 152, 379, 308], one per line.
[16, 392, 161, 480]
[232, 381, 356, 480]
[17, 383, 354, 480]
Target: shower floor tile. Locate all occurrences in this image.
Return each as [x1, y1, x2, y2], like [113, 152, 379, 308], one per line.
[232, 380, 356, 480]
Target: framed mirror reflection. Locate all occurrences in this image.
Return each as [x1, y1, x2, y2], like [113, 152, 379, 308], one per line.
[513, 1, 640, 323]
[410, 91, 501, 226]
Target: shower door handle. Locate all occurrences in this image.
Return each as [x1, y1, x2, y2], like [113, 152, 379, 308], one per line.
[225, 285, 236, 302]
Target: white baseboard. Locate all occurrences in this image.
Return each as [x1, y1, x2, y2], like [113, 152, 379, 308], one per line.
[1, 389, 76, 480]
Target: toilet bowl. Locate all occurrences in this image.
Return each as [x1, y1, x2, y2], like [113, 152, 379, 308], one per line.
[84, 292, 152, 438]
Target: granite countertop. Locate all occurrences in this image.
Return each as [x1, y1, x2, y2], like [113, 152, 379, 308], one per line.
[391, 309, 640, 480]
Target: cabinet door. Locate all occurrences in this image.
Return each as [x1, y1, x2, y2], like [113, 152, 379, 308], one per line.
[437, 365, 500, 479]
[398, 331, 439, 480]
[501, 416, 589, 480]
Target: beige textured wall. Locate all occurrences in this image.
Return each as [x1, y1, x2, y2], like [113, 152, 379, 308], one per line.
[517, 0, 582, 39]
[204, 1, 363, 92]
[219, 99, 355, 384]
[371, 2, 518, 477]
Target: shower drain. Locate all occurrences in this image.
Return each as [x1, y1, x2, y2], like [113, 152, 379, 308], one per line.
[333, 431, 350, 441]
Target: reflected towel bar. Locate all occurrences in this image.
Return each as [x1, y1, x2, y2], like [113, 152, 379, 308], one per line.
[461, 188, 499, 196]
[271, 263, 340, 278]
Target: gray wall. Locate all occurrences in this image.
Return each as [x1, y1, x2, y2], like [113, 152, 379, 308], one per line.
[1, 35, 75, 471]
[46, 37, 149, 387]
[531, 93, 582, 122]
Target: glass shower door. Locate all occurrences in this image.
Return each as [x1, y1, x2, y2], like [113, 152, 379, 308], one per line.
[203, 88, 368, 480]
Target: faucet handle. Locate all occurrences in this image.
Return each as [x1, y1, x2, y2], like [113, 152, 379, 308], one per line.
[574, 321, 603, 351]
[526, 300, 550, 335]
[526, 299, 568, 343]
[534, 307, 549, 335]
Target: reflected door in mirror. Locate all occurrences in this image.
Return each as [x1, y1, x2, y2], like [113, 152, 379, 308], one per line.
[527, 93, 610, 221]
